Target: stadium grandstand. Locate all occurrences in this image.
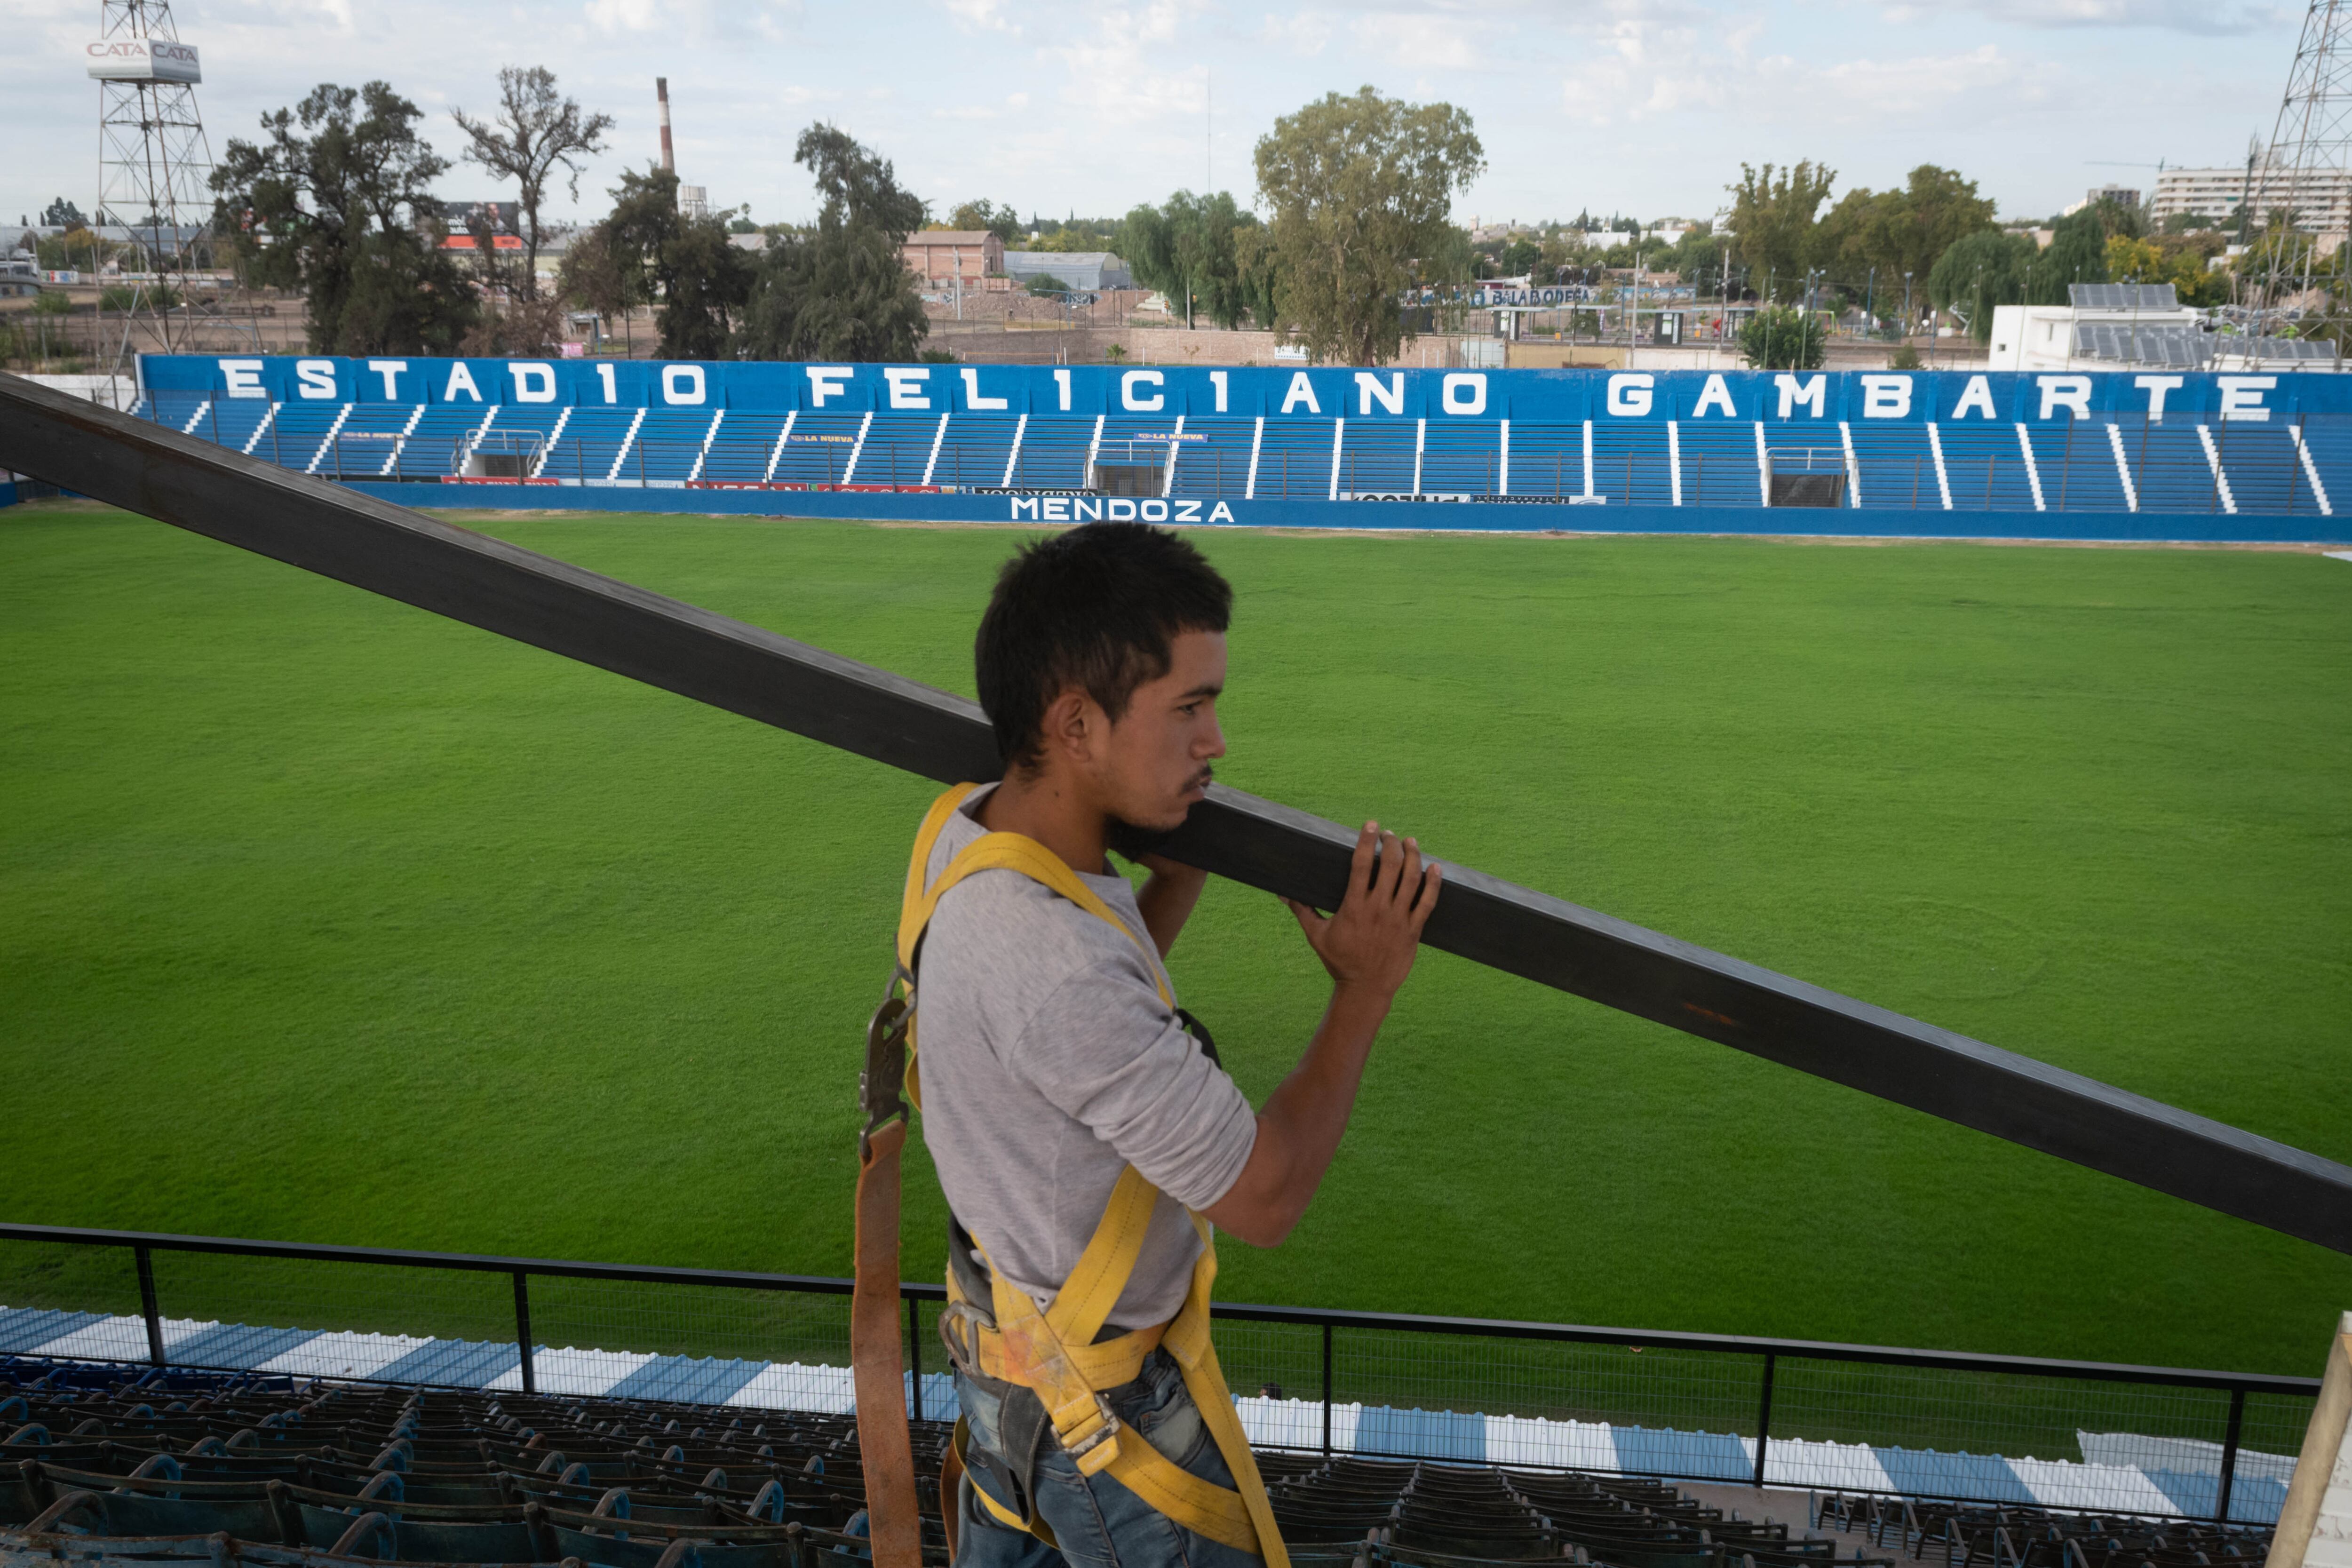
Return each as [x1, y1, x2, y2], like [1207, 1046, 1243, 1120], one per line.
[2, 368, 2347, 1568]
[105, 356, 2352, 541]
[0, 1361, 2289, 1568]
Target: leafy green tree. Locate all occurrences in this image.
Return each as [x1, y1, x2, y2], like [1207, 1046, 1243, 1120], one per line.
[1119, 190, 1259, 328]
[2029, 209, 2109, 305]
[1726, 160, 1835, 300]
[946, 199, 1020, 244]
[1737, 305, 1825, 370]
[566, 167, 751, 358]
[39, 198, 87, 228]
[1926, 229, 2034, 340]
[1254, 86, 1482, 363]
[452, 66, 614, 301]
[740, 125, 927, 362]
[1024, 272, 1071, 296]
[1814, 165, 1997, 288]
[211, 81, 478, 354]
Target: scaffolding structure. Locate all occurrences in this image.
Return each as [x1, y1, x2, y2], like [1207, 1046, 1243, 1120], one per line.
[91, 0, 215, 355]
[2251, 0, 2352, 321]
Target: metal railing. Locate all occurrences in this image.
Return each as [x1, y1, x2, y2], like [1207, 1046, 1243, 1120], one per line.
[0, 1223, 2317, 1525]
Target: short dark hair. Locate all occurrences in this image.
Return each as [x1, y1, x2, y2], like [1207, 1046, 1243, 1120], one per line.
[976, 522, 1232, 771]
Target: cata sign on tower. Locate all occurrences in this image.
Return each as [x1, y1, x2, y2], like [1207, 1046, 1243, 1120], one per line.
[85, 37, 201, 82]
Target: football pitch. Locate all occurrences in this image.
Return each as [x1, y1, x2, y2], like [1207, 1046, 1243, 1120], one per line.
[3, 501, 2348, 1377]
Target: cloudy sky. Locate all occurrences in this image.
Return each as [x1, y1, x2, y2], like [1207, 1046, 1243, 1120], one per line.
[2, 0, 2311, 235]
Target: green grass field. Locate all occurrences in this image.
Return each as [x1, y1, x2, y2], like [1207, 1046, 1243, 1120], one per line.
[4, 501, 2348, 1381]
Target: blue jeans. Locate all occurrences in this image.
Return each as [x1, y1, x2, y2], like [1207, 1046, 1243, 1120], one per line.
[953, 1348, 1265, 1568]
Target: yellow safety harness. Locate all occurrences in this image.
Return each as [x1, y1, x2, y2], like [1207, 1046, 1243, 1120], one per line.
[850, 783, 1289, 1568]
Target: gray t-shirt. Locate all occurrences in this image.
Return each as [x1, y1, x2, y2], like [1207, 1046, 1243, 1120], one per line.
[915, 784, 1259, 1329]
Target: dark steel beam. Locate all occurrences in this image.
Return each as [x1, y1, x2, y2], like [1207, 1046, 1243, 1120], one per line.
[4, 372, 2349, 1255]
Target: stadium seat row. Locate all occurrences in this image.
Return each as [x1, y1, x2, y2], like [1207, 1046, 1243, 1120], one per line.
[0, 1360, 2280, 1568]
[126, 395, 2345, 516]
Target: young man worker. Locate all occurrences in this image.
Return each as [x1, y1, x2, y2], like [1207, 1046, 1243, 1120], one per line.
[902, 521, 1440, 1568]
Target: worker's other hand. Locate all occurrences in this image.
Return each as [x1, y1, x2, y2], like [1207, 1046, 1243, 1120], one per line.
[1283, 822, 1441, 1001]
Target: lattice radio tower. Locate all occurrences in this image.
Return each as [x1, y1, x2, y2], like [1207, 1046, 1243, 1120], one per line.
[2251, 0, 2352, 320]
[90, 0, 215, 355]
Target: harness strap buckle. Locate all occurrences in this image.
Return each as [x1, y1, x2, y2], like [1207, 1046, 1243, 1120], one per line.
[1052, 1391, 1121, 1476]
[858, 987, 911, 1152]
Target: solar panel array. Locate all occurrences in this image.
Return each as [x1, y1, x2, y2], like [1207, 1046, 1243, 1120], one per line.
[2069, 283, 2182, 311]
[2072, 323, 2212, 365]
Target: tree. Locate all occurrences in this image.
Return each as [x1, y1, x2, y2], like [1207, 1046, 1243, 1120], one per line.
[1119, 191, 1260, 328]
[2030, 209, 2109, 304]
[1738, 305, 1824, 370]
[739, 124, 927, 362]
[1726, 161, 1835, 299]
[1253, 86, 1484, 364]
[40, 198, 87, 228]
[1024, 272, 1071, 296]
[946, 199, 1020, 244]
[570, 166, 752, 359]
[452, 66, 615, 301]
[1925, 229, 2034, 340]
[1814, 165, 1997, 287]
[211, 81, 478, 354]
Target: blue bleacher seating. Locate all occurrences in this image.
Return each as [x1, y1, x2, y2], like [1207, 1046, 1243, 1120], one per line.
[1002, 417, 1096, 490]
[128, 386, 2352, 526]
[2114, 419, 2225, 514]
[928, 414, 1020, 489]
[1590, 422, 1672, 507]
[1678, 421, 1766, 509]
[698, 410, 791, 483]
[1254, 417, 1335, 500]
[2208, 422, 2326, 515]
[1421, 419, 1504, 496]
[1933, 422, 2038, 513]
[2022, 420, 2129, 513]
[768, 411, 867, 486]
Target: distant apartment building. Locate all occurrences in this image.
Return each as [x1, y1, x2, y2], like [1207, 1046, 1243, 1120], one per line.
[2151, 164, 2352, 233]
[2063, 184, 2143, 216]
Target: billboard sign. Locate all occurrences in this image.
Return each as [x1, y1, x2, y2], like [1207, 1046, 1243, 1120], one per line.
[86, 38, 202, 83]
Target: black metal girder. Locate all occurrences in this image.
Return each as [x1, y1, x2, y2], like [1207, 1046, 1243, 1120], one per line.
[5, 371, 2348, 1255]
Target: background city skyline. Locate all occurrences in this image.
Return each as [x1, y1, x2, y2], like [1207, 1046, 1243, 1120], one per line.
[1, 0, 2317, 237]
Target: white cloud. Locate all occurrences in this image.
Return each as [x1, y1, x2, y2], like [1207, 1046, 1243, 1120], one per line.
[1889, 0, 2288, 34]
[943, 0, 1019, 33]
[1353, 11, 1481, 68]
[1260, 8, 1335, 53]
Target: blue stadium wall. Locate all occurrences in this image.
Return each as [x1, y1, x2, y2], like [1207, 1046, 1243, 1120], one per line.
[133, 354, 2352, 542]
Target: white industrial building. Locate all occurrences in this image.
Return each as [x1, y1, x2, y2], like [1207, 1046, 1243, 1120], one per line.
[1990, 284, 2342, 372]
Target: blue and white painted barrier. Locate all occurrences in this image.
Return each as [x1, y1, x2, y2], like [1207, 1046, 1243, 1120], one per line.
[0, 1304, 2291, 1522]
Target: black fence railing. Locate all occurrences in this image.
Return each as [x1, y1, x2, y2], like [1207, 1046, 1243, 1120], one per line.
[0, 1224, 2318, 1526]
